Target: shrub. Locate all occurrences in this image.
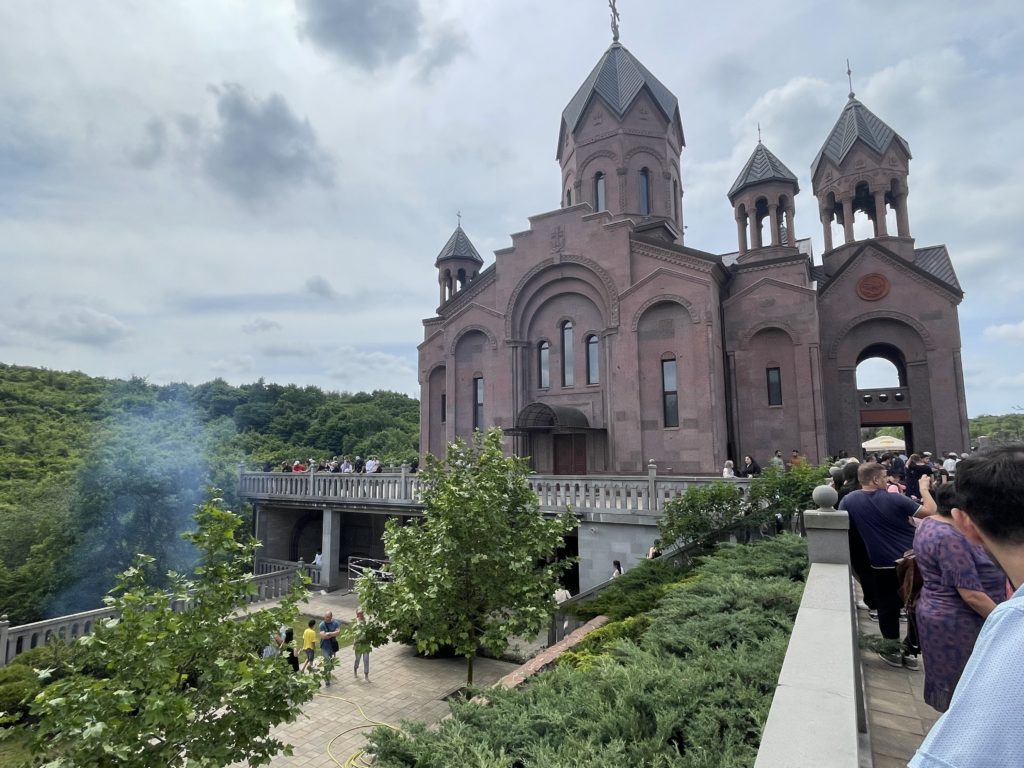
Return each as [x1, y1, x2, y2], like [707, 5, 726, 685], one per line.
[558, 615, 651, 670]
[659, 481, 746, 548]
[8, 640, 80, 681]
[0, 671, 41, 723]
[569, 557, 688, 621]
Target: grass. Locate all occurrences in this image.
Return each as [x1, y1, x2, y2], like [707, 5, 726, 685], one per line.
[0, 727, 34, 767]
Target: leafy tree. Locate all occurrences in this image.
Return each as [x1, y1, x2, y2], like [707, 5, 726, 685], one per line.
[357, 428, 577, 685]
[26, 495, 323, 767]
[658, 481, 746, 548]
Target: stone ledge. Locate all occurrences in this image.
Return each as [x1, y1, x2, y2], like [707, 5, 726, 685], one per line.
[496, 616, 610, 689]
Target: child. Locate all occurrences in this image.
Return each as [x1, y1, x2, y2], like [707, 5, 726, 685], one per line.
[301, 618, 317, 673]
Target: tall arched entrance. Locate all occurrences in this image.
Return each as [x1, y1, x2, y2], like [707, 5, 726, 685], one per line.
[855, 342, 916, 452]
[510, 402, 606, 475]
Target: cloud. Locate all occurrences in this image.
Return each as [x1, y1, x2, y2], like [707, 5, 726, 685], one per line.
[984, 321, 1024, 341]
[304, 275, 338, 299]
[202, 83, 334, 204]
[417, 27, 470, 82]
[242, 317, 282, 334]
[295, 0, 423, 71]
[129, 117, 168, 169]
[1, 299, 131, 348]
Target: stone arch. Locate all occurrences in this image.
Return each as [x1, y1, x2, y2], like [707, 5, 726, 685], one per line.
[630, 294, 701, 330]
[505, 255, 618, 338]
[740, 321, 799, 350]
[827, 311, 936, 360]
[624, 145, 666, 172]
[449, 324, 499, 356]
[578, 148, 618, 179]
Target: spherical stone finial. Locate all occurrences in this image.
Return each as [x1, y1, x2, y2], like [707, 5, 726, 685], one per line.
[813, 484, 838, 511]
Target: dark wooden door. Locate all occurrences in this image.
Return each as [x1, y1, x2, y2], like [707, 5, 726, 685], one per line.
[553, 434, 587, 475]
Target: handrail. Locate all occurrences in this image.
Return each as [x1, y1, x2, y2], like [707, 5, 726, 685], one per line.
[0, 569, 301, 667]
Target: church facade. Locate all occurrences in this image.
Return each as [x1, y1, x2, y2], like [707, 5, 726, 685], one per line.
[418, 40, 970, 474]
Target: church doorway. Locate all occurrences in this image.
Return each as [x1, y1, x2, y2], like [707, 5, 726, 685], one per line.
[553, 434, 587, 475]
[511, 402, 602, 475]
[856, 344, 916, 453]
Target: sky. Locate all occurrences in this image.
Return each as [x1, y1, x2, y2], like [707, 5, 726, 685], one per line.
[0, 0, 1021, 416]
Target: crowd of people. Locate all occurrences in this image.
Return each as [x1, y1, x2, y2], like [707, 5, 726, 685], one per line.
[722, 449, 801, 477]
[826, 444, 1024, 766]
[263, 610, 373, 686]
[266, 455, 418, 474]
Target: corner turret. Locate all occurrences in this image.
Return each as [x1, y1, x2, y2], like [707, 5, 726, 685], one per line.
[435, 225, 483, 306]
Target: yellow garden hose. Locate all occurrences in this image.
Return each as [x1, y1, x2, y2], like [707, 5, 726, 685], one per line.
[315, 690, 405, 767]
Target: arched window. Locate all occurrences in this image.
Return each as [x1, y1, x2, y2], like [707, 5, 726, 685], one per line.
[566, 188, 572, 206]
[639, 168, 651, 216]
[561, 321, 574, 386]
[594, 172, 606, 212]
[661, 357, 678, 427]
[586, 334, 599, 384]
[538, 341, 550, 388]
[672, 179, 679, 222]
[473, 376, 484, 429]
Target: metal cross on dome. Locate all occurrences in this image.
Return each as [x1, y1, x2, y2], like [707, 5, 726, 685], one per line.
[609, 0, 620, 43]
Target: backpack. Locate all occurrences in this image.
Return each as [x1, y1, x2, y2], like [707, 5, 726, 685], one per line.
[896, 549, 924, 611]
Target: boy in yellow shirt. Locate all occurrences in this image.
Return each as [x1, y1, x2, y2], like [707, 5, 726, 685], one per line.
[301, 618, 317, 673]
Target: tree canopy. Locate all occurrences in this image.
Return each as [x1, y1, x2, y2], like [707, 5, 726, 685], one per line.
[357, 428, 578, 685]
[26, 495, 323, 767]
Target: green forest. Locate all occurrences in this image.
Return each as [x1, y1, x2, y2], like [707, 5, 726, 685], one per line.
[0, 363, 419, 624]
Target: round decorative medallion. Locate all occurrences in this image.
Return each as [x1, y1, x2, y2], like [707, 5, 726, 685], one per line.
[856, 273, 890, 301]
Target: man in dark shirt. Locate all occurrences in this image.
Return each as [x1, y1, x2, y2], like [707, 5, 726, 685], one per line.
[839, 462, 935, 668]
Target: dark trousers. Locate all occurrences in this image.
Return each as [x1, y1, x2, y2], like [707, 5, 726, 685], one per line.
[849, 528, 878, 609]
[872, 566, 919, 653]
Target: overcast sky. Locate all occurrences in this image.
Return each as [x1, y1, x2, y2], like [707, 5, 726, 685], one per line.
[0, 1, 1020, 416]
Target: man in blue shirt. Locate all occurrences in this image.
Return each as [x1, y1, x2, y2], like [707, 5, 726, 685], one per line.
[318, 611, 344, 686]
[839, 462, 935, 668]
[910, 445, 1024, 768]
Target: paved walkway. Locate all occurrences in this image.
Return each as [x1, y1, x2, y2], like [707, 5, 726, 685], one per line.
[250, 590, 520, 767]
[858, 607, 939, 768]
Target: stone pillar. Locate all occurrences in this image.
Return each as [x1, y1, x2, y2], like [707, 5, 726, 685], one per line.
[821, 209, 833, 252]
[736, 212, 748, 255]
[400, 463, 410, 500]
[768, 205, 780, 246]
[895, 193, 911, 237]
[803, 486, 850, 565]
[647, 459, 658, 511]
[841, 198, 855, 244]
[321, 508, 342, 591]
[0, 614, 9, 668]
[751, 211, 763, 250]
[786, 207, 796, 245]
[438, 274, 446, 306]
[873, 190, 888, 237]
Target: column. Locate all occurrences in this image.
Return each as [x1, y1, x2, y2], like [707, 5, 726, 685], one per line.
[786, 207, 796, 245]
[768, 205, 780, 246]
[873, 190, 888, 237]
[321, 508, 342, 591]
[820, 210, 833, 252]
[842, 197, 854, 244]
[750, 211, 763, 249]
[895, 194, 911, 237]
[736, 212, 748, 255]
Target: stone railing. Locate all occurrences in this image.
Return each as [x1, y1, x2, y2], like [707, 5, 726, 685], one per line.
[255, 556, 322, 587]
[0, 569, 302, 668]
[755, 485, 867, 767]
[240, 462, 750, 519]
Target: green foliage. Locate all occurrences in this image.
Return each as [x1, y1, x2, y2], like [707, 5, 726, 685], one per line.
[358, 429, 578, 685]
[24, 495, 324, 768]
[0, 364, 420, 622]
[658, 481, 746, 549]
[968, 413, 1024, 444]
[558, 615, 651, 670]
[365, 535, 808, 767]
[570, 558, 688, 622]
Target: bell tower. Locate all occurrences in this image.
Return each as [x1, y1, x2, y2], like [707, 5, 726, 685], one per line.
[434, 223, 483, 306]
[811, 91, 913, 271]
[727, 141, 799, 261]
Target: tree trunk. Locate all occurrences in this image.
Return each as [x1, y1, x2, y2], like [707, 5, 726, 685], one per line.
[466, 652, 474, 686]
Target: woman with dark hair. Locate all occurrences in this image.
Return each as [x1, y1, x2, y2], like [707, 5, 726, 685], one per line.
[739, 455, 762, 477]
[905, 453, 934, 500]
[913, 484, 1006, 711]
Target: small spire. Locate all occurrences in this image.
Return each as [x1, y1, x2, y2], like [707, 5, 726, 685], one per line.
[846, 58, 855, 99]
[609, 0, 620, 43]
[757, 122, 762, 144]
[457, 210, 462, 228]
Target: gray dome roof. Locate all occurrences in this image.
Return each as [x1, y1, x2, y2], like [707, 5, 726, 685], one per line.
[434, 226, 483, 267]
[728, 142, 799, 201]
[561, 42, 681, 138]
[811, 96, 911, 179]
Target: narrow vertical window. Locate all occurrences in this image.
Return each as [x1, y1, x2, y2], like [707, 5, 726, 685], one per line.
[594, 172, 606, 212]
[767, 367, 783, 406]
[662, 358, 678, 428]
[440, 393, 447, 423]
[473, 377, 484, 429]
[586, 334, 600, 384]
[673, 179, 679, 222]
[565, 188, 572, 206]
[639, 168, 651, 216]
[538, 341, 550, 388]
[561, 321, 574, 386]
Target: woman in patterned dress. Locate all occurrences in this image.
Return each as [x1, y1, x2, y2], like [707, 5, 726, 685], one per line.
[913, 484, 1007, 711]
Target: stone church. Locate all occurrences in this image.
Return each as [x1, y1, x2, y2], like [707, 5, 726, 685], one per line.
[418, 38, 970, 475]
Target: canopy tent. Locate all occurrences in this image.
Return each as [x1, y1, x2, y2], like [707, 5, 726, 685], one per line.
[861, 435, 905, 452]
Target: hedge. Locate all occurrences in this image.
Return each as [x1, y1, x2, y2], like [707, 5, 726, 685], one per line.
[366, 534, 807, 767]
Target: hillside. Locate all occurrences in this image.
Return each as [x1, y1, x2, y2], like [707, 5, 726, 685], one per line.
[0, 363, 419, 623]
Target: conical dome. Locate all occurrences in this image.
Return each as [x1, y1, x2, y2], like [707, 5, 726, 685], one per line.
[811, 96, 911, 179]
[434, 225, 483, 267]
[728, 142, 799, 202]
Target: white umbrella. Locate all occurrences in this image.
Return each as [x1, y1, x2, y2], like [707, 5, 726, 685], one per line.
[862, 435, 905, 452]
